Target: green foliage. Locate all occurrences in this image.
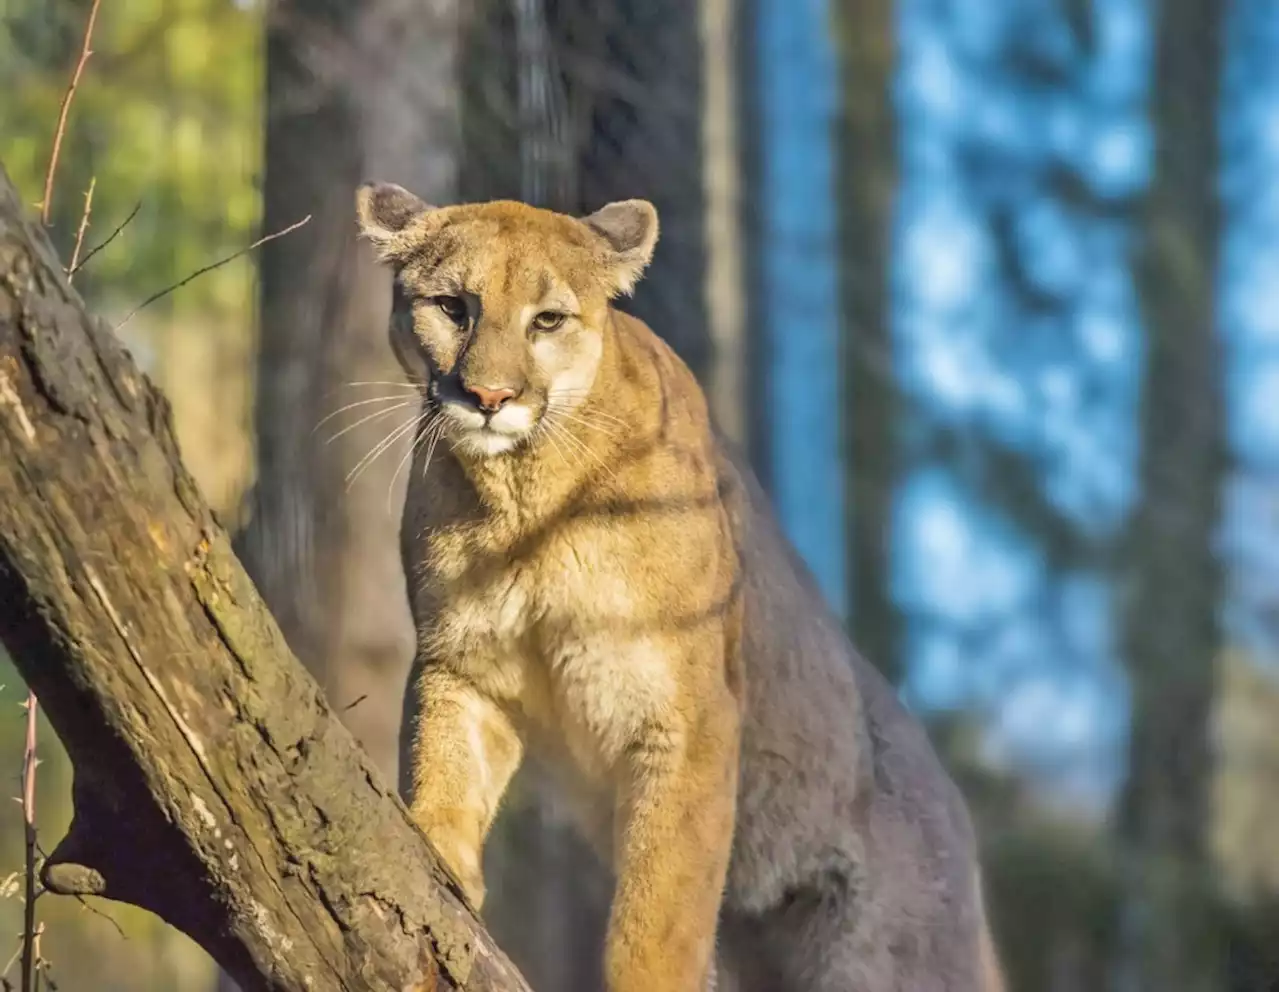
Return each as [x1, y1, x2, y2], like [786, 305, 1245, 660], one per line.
[0, 0, 263, 985]
[0, 0, 263, 325]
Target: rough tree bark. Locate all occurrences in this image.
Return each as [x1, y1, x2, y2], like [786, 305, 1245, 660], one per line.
[0, 167, 530, 992]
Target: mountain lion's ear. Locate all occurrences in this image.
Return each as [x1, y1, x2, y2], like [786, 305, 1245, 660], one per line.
[581, 199, 659, 296]
[355, 182, 434, 259]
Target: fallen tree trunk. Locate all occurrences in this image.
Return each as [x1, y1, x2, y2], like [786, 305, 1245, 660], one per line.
[0, 165, 532, 992]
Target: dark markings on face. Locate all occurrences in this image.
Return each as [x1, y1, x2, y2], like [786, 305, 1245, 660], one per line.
[384, 210, 614, 457]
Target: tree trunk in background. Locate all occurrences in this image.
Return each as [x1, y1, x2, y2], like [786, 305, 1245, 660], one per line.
[556, 0, 711, 380]
[224, 7, 459, 989]
[699, 0, 747, 444]
[458, 0, 711, 378]
[834, 0, 901, 684]
[452, 4, 718, 988]
[452, 5, 600, 986]
[1117, 0, 1226, 989]
[239, 0, 459, 780]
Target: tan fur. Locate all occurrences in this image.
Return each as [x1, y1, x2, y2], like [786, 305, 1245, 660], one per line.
[358, 183, 1003, 991]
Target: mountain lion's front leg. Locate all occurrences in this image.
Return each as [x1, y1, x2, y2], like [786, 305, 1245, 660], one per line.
[403, 663, 523, 910]
[606, 689, 741, 992]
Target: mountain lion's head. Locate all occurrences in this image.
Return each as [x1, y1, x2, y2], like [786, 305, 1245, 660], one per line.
[355, 183, 658, 458]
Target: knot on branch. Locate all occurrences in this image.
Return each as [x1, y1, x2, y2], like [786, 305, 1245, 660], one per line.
[41, 782, 116, 898]
[42, 862, 106, 898]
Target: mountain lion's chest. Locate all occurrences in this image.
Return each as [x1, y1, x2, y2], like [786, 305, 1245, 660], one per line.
[420, 526, 678, 786]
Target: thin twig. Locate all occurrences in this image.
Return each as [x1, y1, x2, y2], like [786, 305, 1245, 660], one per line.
[1, 937, 21, 984]
[66, 178, 96, 280]
[69, 201, 141, 277]
[72, 895, 126, 941]
[39, 0, 103, 226]
[19, 694, 38, 992]
[114, 215, 312, 332]
[28, 926, 42, 992]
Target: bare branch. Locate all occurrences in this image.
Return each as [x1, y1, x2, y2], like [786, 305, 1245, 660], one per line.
[19, 694, 38, 992]
[114, 215, 311, 332]
[66, 178, 95, 280]
[69, 201, 141, 277]
[39, 0, 102, 227]
[71, 894, 126, 942]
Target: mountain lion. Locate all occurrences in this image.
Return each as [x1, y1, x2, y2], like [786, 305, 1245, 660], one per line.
[356, 182, 1003, 992]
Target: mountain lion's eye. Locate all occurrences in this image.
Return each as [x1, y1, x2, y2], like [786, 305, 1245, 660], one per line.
[531, 311, 567, 332]
[432, 295, 468, 325]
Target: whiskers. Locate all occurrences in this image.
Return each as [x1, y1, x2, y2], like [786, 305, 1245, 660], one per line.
[549, 408, 619, 438]
[314, 379, 449, 514]
[538, 391, 627, 482]
[315, 382, 420, 445]
[385, 410, 450, 513]
[317, 397, 416, 444]
[315, 382, 630, 504]
[342, 408, 428, 490]
[545, 390, 629, 434]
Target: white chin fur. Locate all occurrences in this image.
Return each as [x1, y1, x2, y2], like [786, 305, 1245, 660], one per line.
[455, 429, 522, 457]
[444, 401, 534, 458]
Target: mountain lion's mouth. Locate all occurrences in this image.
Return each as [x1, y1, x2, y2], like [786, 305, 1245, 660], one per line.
[442, 405, 536, 458]
[455, 427, 523, 457]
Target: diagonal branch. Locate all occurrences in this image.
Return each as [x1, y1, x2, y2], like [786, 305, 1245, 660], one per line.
[114, 215, 312, 331]
[69, 200, 141, 277]
[0, 164, 531, 992]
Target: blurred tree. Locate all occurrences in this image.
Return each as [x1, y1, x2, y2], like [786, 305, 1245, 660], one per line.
[569, 0, 711, 381]
[454, 0, 722, 984]
[1115, 0, 1228, 989]
[700, 0, 748, 442]
[1214, 72, 1278, 992]
[236, 0, 460, 784]
[835, 0, 901, 683]
[453, 2, 713, 985]
[209, 13, 462, 992]
[223, 3, 462, 989]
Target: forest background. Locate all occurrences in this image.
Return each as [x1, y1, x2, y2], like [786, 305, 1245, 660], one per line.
[0, 0, 1275, 989]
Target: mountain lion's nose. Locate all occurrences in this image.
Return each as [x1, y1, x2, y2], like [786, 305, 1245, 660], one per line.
[465, 383, 517, 413]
